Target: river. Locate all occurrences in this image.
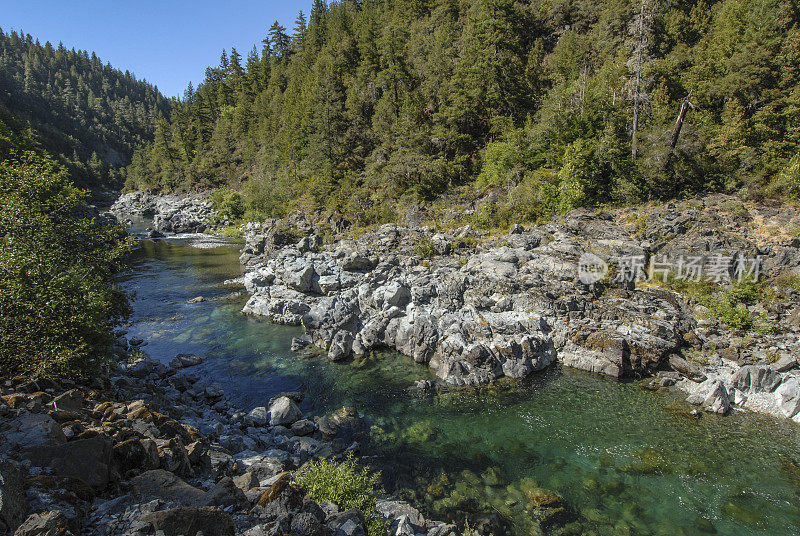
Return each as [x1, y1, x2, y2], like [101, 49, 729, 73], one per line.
[119, 237, 800, 536]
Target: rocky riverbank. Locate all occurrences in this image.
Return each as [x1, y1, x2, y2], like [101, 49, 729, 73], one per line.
[110, 192, 220, 235]
[233, 195, 800, 422]
[107, 191, 800, 421]
[0, 351, 459, 536]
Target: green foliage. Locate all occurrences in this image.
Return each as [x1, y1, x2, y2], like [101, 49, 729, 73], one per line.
[0, 29, 168, 190]
[0, 151, 132, 378]
[508, 169, 560, 222]
[414, 236, 436, 259]
[210, 188, 245, 223]
[669, 276, 775, 333]
[241, 175, 292, 221]
[776, 270, 800, 291]
[293, 455, 386, 536]
[557, 139, 609, 212]
[476, 141, 522, 190]
[470, 202, 513, 231]
[123, 0, 800, 216]
[776, 153, 800, 199]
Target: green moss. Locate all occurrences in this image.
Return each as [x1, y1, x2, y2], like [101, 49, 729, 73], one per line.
[404, 420, 438, 443]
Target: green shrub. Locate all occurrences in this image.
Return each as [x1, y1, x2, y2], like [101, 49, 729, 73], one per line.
[414, 236, 436, 258]
[701, 279, 775, 334]
[776, 153, 800, 199]
[654, 275, 775, 334]
[0, 151, 132, 378]
[509, 169, 560, 222]
[293, 455, 386, 535]
[557, 139, 609, 212]
[210, 188, 245, 223]
[242, 175, 292, 221]
[215, 225, 244, 239]
[476, 141, 522, 190]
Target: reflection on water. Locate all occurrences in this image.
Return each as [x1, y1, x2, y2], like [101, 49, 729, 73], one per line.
[120, 239, 800, 536]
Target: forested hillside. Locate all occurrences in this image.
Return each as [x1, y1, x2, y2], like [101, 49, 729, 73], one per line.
[126, 0, 800, 226]
[0, 29, 170, 190]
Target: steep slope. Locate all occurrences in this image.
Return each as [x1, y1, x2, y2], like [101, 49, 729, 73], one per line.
[0, 28, 171, 191]
[126, 0, 800, 227]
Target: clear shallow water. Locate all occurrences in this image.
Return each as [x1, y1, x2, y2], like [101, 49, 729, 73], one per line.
[120, 239, 800, 536]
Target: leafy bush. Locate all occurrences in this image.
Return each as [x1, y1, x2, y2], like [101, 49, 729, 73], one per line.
[293, 455, 386, 535]
[775, 153, 800, 199]
[210, 188, 245, 223]
[699, 280, 773, 334]
[414, 236, 436, 259]
[0, 151, 132, 378]
[470, 202, 513, 230]
[242, 175, 291, 221]
[476, 141, 522, 190]
[509, 169, 560, 222]
[557, 139, 609, 212]
[654, 275, 774, 334]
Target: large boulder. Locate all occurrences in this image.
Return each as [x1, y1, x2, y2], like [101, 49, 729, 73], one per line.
[113, 438, 160, 474]
[1, 462, 28, 534]
[669, 355, 707, 383]
[169, 353, 204, 369]
[731, 365, 783, 393]
[13, 511, 70, 536]
[328, 510, 367, 536]
[2, 414, 66, 451]
[686, 379, 731, 414]
[51, 390, 83, 413]
[247, 406, 270, 426]
[202, 477, 248, 510]
[775, 378, 800, 419]
[129, 470, 205, 506]
[290, 512, 325, 536]
[25, 435, 112, 490]
[268, 396, 303, 426]
[139, 507, 235, 536]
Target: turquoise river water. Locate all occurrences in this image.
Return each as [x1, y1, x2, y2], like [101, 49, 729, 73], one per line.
[120, 238, 800, 536]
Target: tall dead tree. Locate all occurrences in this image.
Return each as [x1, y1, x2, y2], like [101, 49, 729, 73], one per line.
[629, 0, 655, 160]
[670, 92, 694, 150]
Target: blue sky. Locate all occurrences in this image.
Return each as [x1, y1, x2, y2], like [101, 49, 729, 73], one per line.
[2, 0, 314, 98]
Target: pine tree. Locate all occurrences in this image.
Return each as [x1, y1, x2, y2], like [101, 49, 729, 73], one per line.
[269, 22, 290, 61]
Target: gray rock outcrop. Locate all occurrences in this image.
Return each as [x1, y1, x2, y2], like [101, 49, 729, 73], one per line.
[110, 192, 217, 234]
[241, 213, 694, 386]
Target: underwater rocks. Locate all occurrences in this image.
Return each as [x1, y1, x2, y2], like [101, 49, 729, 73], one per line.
[0, 351, 453, 536]
[236, 194, 800, 424]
